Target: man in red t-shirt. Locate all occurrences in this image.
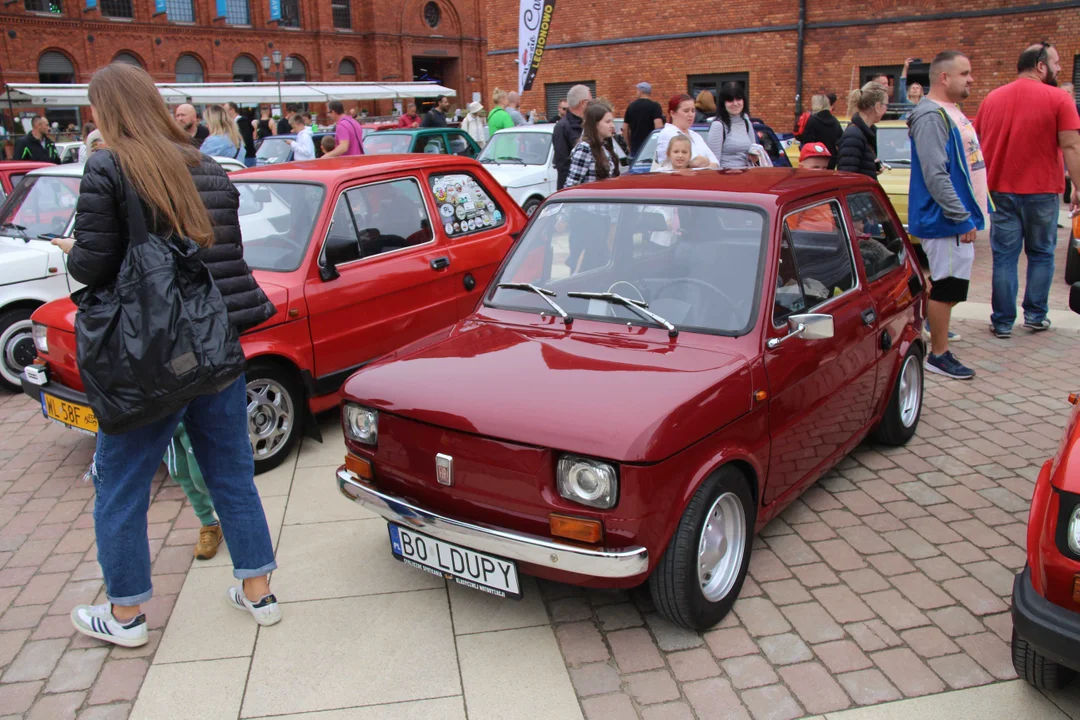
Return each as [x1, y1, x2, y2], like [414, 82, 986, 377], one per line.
[974, 42, 1080, 338]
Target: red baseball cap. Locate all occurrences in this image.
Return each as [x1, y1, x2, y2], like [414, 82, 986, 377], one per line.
[799, 142, 832, 161]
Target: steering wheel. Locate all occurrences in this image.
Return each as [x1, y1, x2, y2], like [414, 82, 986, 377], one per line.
[600, 281, 647, 318]
[653, 278, 737, 326]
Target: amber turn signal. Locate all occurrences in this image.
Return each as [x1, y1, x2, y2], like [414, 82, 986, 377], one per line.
[345, 453, 372, 480]
[754, 390, 768, 402]
[550, 514, 603, 544]
[1070, 393, 1078, 406]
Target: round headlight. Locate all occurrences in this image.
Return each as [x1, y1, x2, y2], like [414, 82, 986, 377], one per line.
[343, 404, 378, 446]
[557, 455, 617, 509]
[32, 323, 48, 354]
[1069, 505, 1080, 556]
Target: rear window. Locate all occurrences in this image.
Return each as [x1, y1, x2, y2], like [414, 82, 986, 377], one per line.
[362, 134, 412, 154]
[256, 138, 294, 165]
[430, 173, 505, 238]
[235, 181, 325, 271]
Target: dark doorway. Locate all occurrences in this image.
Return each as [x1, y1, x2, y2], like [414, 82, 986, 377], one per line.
[413, 57, 459, 113]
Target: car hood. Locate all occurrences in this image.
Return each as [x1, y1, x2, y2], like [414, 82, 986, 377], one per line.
[342, 320, 753, 463]
[0, 237, 50, 287]
[482, 163, 549, 188]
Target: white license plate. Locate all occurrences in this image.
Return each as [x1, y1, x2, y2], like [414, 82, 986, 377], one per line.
[388, 523, 521, 599]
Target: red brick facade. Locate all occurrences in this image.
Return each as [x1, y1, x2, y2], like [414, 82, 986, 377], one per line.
[0, 0, 486, 117]
[484, 0, 1080, 130]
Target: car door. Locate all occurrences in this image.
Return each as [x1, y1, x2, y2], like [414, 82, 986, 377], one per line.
[763, 198, 879, 504]
[845, 189, 918, 413]
[304, 174, 458, 384]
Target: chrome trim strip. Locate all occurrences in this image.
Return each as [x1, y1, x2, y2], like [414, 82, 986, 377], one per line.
[336, 468, 649, 579]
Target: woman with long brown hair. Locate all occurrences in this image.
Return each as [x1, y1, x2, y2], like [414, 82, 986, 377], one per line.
[565, 102, 617, 188]
[50, 63, 280, 647]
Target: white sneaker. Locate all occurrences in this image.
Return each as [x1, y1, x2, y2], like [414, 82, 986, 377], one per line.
[70, 603, 149, 648]
[228, 586, 282, 626]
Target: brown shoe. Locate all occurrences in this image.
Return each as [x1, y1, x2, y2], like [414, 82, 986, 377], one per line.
[195, 524, 223, 560]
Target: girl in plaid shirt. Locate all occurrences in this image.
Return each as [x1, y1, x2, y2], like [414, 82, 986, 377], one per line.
[565, 103, 617, 188]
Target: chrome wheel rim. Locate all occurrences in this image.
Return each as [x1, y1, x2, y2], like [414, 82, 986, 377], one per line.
[898, 354, 922, 428]
[247, 378, 294, 461]
[0, 319, 35, 386]
[697, 492, 747, 602]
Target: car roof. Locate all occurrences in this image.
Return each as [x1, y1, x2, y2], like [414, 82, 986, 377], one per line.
[25, 162, 85, 178]
[556, 167, 878, 205]
[374, 128, 456, 136]
[489, 125, 554, 135]
[228, 153, 478, 182]
[0, 161, 54, 172]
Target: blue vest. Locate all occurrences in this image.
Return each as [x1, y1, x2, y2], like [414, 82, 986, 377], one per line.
[908, 108, 984, 239]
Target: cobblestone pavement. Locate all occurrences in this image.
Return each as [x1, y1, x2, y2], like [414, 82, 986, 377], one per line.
[0, 227, 1078, 719]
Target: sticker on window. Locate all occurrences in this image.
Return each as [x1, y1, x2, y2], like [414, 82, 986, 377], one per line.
[429, 173, 504, 237]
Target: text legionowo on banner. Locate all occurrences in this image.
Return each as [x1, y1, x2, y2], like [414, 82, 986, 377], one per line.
[518, 0, 556, 95]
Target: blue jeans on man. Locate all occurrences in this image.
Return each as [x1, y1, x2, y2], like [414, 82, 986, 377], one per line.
[92, 375, 276, 606]
[988, 192, 1058, 334]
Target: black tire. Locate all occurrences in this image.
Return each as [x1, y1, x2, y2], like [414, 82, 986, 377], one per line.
[522, 196, 543, 217]
[1012, 630, 1077, 690]
[1065, 234, 1080, 285]
[649, 466, 755, 631]
[246, 361, 303, 475]
[0, 307, 37, 393]
[871, 344, 923, 446]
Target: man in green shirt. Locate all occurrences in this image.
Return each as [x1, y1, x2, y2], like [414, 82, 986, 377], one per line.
[487, 88, 515, 135]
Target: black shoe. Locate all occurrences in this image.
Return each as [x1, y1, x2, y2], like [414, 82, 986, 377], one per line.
[1022, 318, 1051, 332]
[926, 351, 976, 380]
[988, 323, 1011, 339]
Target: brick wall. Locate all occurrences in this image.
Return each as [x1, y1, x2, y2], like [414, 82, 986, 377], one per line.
[0, 0, 486, 117]
[484, 0, 1080, 130]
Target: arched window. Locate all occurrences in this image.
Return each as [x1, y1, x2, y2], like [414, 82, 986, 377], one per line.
[338, 59, 357, 77]
[175, 54, 204, 83]
[112, 52, 142, 68]
[283, 56, 306, 82]
[38, 51, 75, 84]
[165, 0, 194, 22]
[232, 56, 258, 83]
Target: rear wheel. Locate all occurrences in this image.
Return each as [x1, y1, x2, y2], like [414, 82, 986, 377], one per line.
[871, 344, 923, 446]
[0, 308, 36, 392]
[246, 362, 302, 475]
[1065, 234, 1080, 285]
[1012, 630, 1077, 690]
[649, 466, 755, 631]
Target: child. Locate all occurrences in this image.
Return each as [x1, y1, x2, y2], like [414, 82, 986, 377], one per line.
[320, 135, 336, 156]
[164, 423, 222, 560]
[656, 134, 694, 174]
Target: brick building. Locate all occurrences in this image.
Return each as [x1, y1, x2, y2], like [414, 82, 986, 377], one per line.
[485, 1, 1080, 130]
[0, 0, 486, 128]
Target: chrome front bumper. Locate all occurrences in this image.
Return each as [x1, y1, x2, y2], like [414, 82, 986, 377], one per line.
[337, 468, 649, 579]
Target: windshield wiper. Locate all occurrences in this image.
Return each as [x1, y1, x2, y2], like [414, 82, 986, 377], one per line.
[567, 292, 678, 337]
[882, 159, 911, 164]
[0, 222, 28, 240]
[497, 283, 573, 325]
[479, 157, 494, 163]
[494, 156, 526, 165]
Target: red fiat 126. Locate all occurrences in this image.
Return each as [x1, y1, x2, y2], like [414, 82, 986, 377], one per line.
[1011, 283, 1080, 689]
[337, 169, 928, 629]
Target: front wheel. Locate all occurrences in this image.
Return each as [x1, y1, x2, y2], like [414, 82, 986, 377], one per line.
[246, 362, 302, 475]
[0, 308, 37, 392]
[1012, 630, 1077, 690]
[649, 466, 755, 631]
[522, 196, 543, 217]
[871, 344, 923, 446]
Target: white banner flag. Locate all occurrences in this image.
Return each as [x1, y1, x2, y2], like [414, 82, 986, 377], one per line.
[518, 0, 555, 95]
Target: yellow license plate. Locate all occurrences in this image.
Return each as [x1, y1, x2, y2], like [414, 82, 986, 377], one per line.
[42, 394, 98, 435]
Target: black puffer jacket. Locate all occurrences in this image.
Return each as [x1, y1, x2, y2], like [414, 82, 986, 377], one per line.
[800, 110, 843, 170]
[69, 148, 276, 332]
[836, 113, 879, 179]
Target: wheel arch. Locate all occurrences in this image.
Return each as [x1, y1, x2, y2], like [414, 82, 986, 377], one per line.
[245, 352, 308, 401]
[0, 298, 46, 316]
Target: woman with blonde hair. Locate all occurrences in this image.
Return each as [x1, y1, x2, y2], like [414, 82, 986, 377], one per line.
[799, 93, 843, 169]
[49, 63, 280, 647]
[199, 104, 244, 160]
[694, 90, 716, 123]
[837, 82, 889, 178]
[488, 87, 514, 135]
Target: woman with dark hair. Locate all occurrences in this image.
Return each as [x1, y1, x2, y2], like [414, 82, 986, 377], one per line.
[653, 94, 718, 170]
[706, 83, 766, 169]
[49, 63, 281, 647]
[565, 102, 618, 188]
[255, 106, 273, 139]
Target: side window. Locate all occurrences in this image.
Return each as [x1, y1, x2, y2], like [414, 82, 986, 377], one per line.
[419, 135, 445, 154]
[846, 191, 905, 282]
[339, 178, 433, 260]
[448, 132, 474, 157]
[773, 230, 805, 324]
[775, 202, 855, 322]
[322, 194, 361, 265]
[430, 173, 506, 238]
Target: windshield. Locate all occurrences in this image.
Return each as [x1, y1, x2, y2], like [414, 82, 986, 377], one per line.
[0, 175, 81, 239]
[362, 134, 412, 154]
[877, 127, 911, 164]
[256, 137, 294, 165]
[488, 201, 766, 335]
[631, 129, 709, 170]
[479, 132, 552, 165]
[235, 182, 325, 271]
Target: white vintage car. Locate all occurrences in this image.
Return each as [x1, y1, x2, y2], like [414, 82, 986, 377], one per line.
[0, 156, 247, 391]
[479, 125, 557, 217]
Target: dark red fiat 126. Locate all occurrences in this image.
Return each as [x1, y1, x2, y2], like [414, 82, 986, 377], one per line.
[337, 169, 928, 629]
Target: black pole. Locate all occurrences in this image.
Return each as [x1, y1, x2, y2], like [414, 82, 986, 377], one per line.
[795, 0, 806, 125]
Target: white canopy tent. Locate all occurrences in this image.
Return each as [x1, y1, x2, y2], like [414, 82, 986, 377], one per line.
[0, 82, 456, 107]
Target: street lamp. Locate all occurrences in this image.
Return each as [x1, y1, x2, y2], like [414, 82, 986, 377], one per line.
[262, 51, 295, 116]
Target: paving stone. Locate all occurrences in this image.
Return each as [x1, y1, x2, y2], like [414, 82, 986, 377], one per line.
[626, 669, 680, 705]
[913, 556, 966, 581]
[721, 654, 777, 690]
[963, 560, 1014, 596]
[668, 647, 721, 682]
[949, 519, 1008, 549]
[845, 620, 903, 652]
[641, 701, 696, 720]
[839, 568, 890, 594]
[792, 521, 836, 542]
[812, 538, 866, 571]
[645, 613, 703, 651]
[732, 597, 790, 637]
[811, 585, 875, 623]
[818, 510, 862, 529]
[781, 602, 844, 644]
[0, 628, 30, 667]
[74, 703, 133, 720]
[881, 530, 940, 560]
[790, 563, 838, 588]
[582, 693, 637, 720]
[704, 627, 759, 659]
[778, 661, 851, 714]
[813, 639, 872, 673]
[569, 662, 621, 697]
[763, 534, 818, 566]
[596, 603, 643, 631]
[739, 683, 802, 720]
[14, 573, 69, 607]
[955, 632, 1016, 680]
[927, 653, 996, 689]
[683, 677, 750, 720]
[862, 590, 928, 631]
[942, 577, 1009, 616]
[1, 637, 67, 682]
[983, 612, 1013, 643]
[757, 632, 812, 665]
[549, 597, 593, 623]
[833, 490, 884, 516]
[867, 552, 917, 576]
[940, 541, 989, 564]
[871, 647, 946, 697]
[0, 680, 44, 714]
[837, 668, 902, 705]
[748, 549, 792, 583]
[889, 572, 955, 610]
[759, 579, 810, 606]
[25, 690, 84, 720]
[608, 628, 664, 673]
[894, 481, 947, 506]
[88, 658, 148, 705]
[556, 621, 609, 665]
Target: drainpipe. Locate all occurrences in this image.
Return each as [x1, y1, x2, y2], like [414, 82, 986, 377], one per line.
[795, 0, 806, 125]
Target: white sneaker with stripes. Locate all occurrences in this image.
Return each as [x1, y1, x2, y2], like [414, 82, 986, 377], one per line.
[70, 603, 149, 648]
[228, 586, 282, 626]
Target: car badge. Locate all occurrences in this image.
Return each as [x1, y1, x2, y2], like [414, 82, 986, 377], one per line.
[435, 453, 453, 486]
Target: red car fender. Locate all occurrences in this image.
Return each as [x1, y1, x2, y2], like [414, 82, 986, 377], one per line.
[241, 319, 317, 409]
[871, 320, 925, 421]
[1027, 459, 1056, 596]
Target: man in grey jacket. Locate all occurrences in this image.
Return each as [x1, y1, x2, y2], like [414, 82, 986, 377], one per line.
[908, 51, 984, 381]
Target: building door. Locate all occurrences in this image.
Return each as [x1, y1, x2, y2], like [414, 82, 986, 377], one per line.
[413, 57, 458, 113]
[687, 72, 749, 107]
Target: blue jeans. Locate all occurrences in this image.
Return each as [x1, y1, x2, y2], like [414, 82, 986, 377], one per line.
[92, 375, 276, 605]
[989, 192, 1058, 331]
[244, 157, 257, 167]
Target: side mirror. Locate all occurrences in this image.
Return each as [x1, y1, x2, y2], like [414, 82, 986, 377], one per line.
[766, 313, 834, 349]
[321, 235, 359, 281]
[1070, 282, 1080, 315]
